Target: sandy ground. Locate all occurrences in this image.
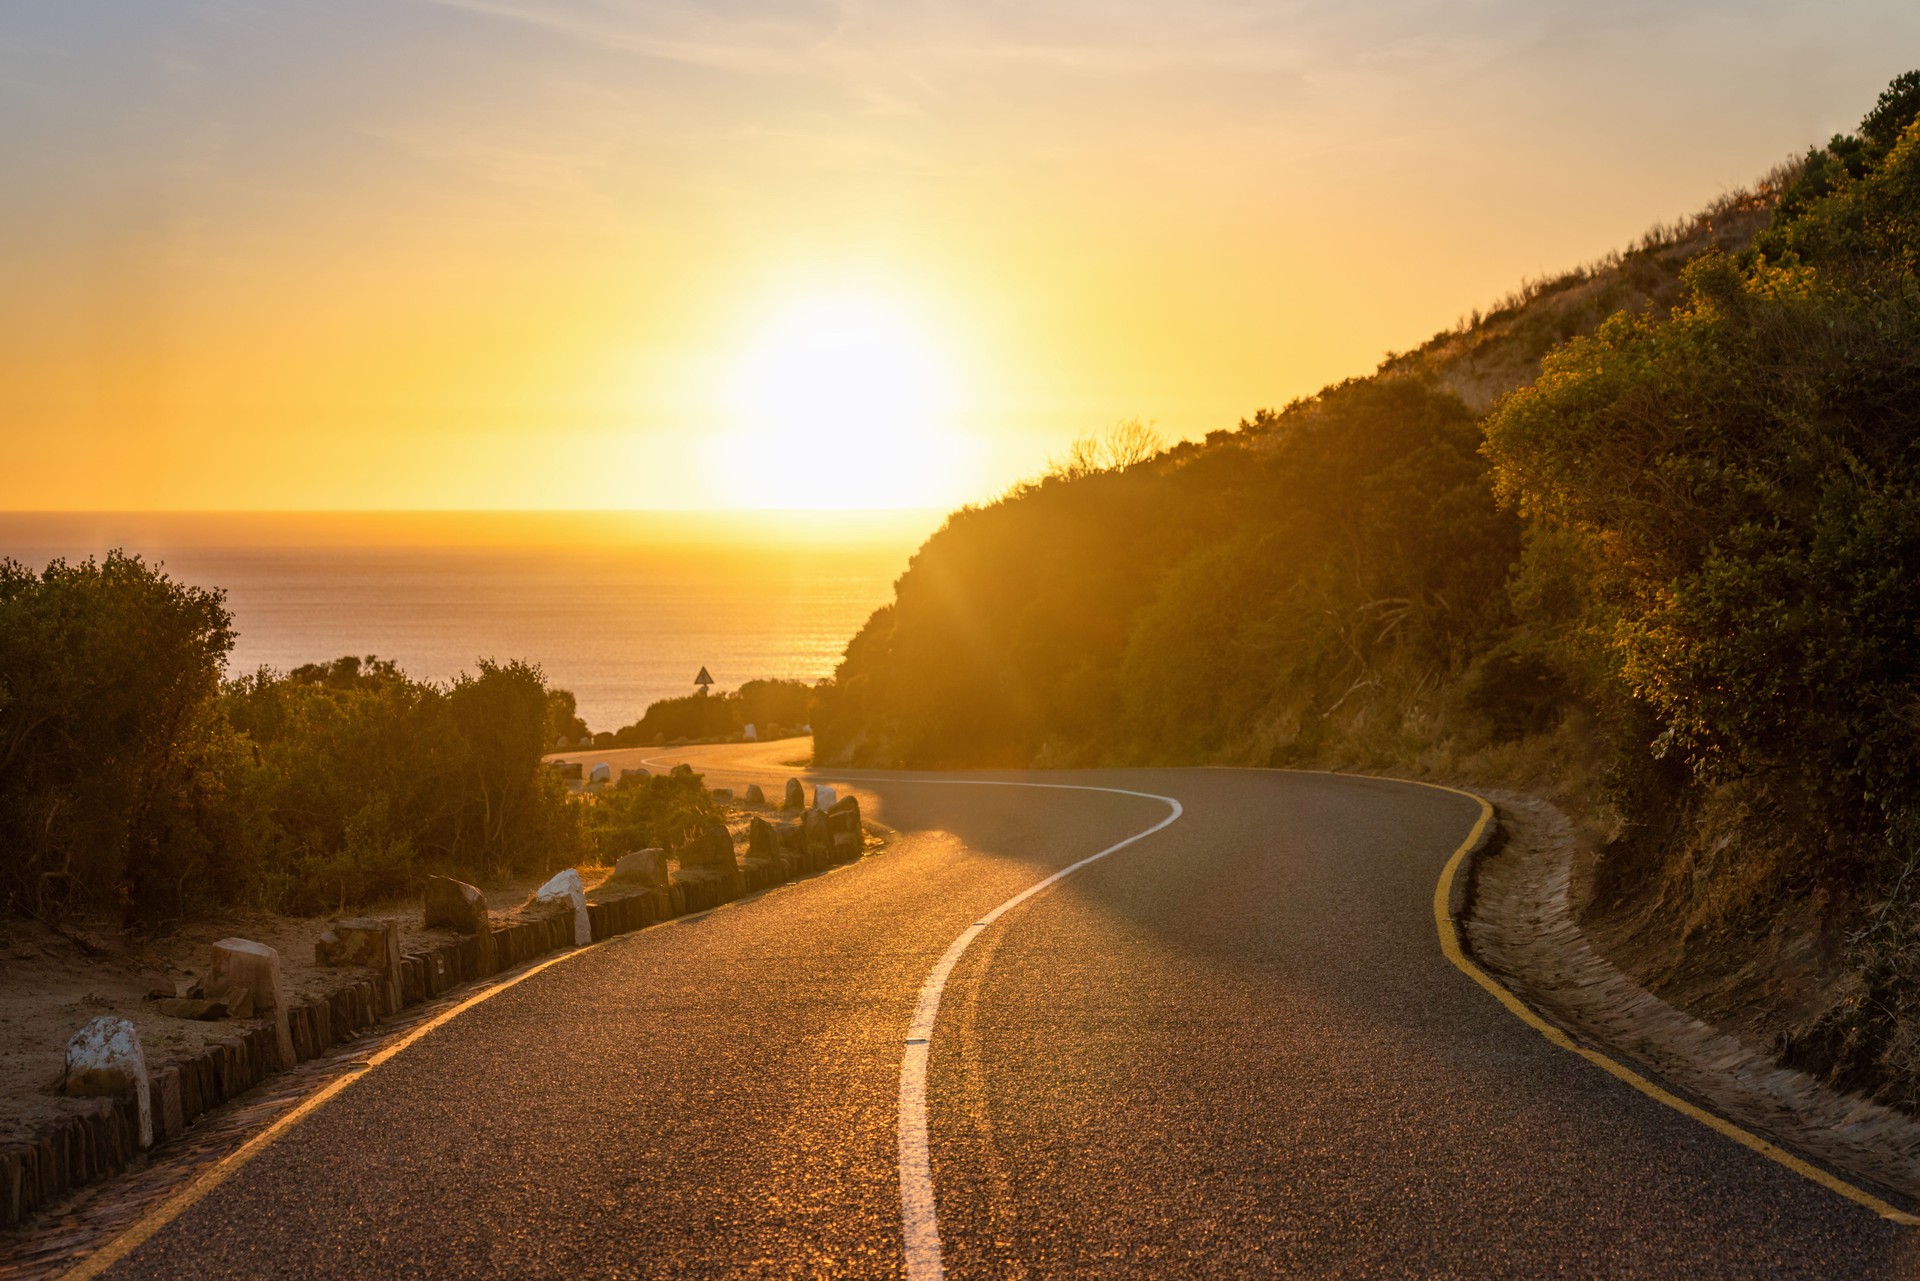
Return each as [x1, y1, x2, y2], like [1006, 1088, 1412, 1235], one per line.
[0, 869, 613, 1146]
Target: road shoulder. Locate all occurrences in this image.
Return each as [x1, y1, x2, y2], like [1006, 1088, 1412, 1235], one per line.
[1464, 790, 1920, 1214]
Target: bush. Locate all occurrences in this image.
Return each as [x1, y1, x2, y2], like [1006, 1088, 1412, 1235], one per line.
[0, 551, 675, 923]
[224, 657, 584, 914]
[576, 772, 718, 863]
[1485, 114, 1920, 826]
[607, 678, 817, 746]
[0, 553, 239, 923]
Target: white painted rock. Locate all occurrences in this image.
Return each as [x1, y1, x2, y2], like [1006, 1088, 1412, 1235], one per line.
[589, 762, 612, 784]
[813, 784, 838, 811]
[64, 1016, 152, 1148]
[535, 868, 591, 946]
[209, 938, 295, 1068]
[743, 722, 758, 741]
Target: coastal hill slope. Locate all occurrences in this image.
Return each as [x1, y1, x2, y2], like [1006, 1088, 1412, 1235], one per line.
[814, 73, 1920, 1105]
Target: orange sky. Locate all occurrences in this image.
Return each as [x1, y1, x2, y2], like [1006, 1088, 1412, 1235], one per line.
[3, 3, 1916, 511]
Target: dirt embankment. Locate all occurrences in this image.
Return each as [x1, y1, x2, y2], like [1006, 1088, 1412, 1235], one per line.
[1466, 792, 1920, 1206]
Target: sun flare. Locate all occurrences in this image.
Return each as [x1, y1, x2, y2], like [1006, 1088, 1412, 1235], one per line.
[717, 295, 973, 508]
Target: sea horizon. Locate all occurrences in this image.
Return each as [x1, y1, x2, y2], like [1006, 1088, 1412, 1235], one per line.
[0, 509, 943, 731]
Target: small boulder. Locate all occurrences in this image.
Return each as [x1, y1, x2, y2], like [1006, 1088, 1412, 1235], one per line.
[535, 869, 591, 946]
[804, 808, 833, 859]
[614, 848, 670, 888]
[424, 875, 489, 932]
[813, 784, 838, 811]
[783, 778, 805, 810]
[828, 795, 863, 840]
[743, 722, 758, 742]
[423, 875, 497, 974]
[317, 918, 403, 1010]
[744, 783, 766, 805]
[670, 763, 694, 778]
[209, 938, 295, 1068]
[711, 787, 733, 802]
[681, 821, 738, 871]
[748, 817, 778, 860]
[64, 1016, 152, 1148]
[619, 768, 650, 787]
[550, 761, 584, 781]
[589, 762, 612, 785]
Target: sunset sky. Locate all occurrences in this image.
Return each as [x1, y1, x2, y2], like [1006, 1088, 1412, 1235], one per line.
[3, 2, 1916, 511]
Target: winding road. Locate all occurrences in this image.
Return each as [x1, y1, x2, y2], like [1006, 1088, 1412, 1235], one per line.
[65, 742, 1920, 1277]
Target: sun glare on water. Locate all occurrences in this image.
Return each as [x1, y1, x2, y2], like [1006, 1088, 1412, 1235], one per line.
[718, 295, 974, 509]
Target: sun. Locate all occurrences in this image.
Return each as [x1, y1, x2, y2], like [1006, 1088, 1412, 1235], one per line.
[716, 295, 973, 508]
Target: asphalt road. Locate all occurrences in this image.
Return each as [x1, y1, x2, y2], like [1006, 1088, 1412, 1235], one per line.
[95, 744, 1920, 1278]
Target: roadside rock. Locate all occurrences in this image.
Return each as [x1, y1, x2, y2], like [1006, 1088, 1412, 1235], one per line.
[614, 848, 670, 888]
[619, 768, 650, 786]
[783, 778, 805, 810]
[589, 762, 612, 785]
[804, 808, 833, 861]
[208, 938, 295, 1068]
[63, 1016, 151, 1148]
[424, 875, 498, 973]
[316, 917, 403, 1010]
[534, 869, 592, 946]
[711, 787, 733, 801]
[682, 822, 738, 870]
[670, 763, 694, 778]
[748, 817, 778, 860]
[828, 794, 862, 840]
[550, 761, 583, 781]
[744, 783, 766, 805]
[814, 784, 838, 811]
[675, 821, 744, 899]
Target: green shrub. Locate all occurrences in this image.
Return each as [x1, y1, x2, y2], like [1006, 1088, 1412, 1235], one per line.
[0, 553, 239, 923]
[576, 772, 718, 863]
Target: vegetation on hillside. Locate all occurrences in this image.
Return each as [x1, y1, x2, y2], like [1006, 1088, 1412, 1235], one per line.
[817, 73, 1920, 1099]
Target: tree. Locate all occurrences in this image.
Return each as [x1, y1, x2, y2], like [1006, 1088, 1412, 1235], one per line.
[1045, 419, 1165, 480]
[0, 552, 237, 921]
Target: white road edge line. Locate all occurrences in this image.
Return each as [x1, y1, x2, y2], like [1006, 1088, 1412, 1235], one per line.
[866, 778, 1184, 1281]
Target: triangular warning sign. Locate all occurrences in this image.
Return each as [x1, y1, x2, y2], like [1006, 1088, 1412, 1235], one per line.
[694, 666, 714, 688]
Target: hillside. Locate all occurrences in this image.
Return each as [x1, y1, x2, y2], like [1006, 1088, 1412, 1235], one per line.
[815, 73, 1920, 1105]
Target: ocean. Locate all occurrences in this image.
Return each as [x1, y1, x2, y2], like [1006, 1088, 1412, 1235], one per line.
[0, 511, 940, 733]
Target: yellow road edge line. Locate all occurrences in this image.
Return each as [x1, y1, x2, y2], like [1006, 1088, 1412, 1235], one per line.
[1427, 785, 1920, 1227]
[58, 890, 764, 1281]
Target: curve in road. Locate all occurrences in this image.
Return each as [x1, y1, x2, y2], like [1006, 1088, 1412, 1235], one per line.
[41, 745, 1920, 1278]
